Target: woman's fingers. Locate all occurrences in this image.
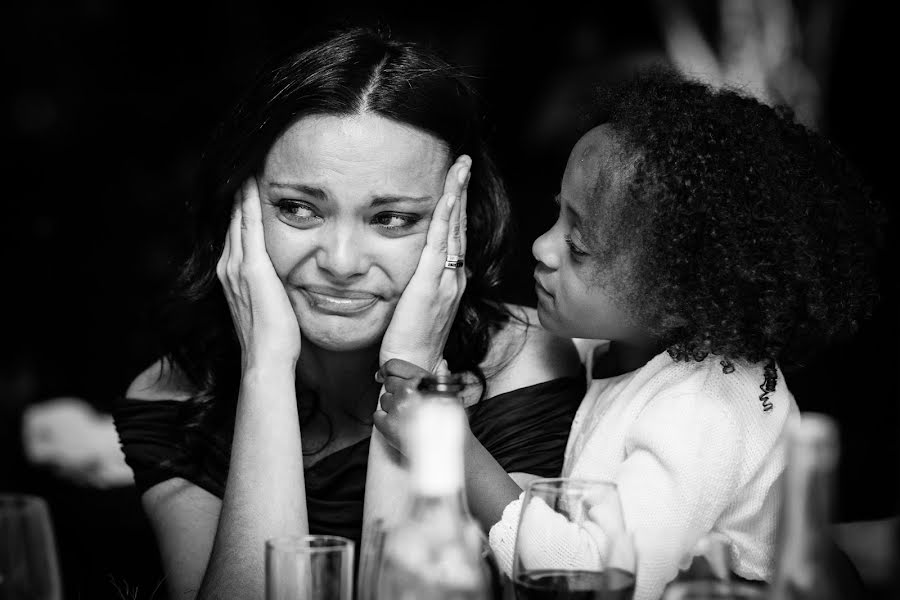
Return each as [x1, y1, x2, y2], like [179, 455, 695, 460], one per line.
[239, 176, 265, 258]
[459, 168, 469, 260]
[380, 358, 432, 381]
[217, 220, 231, 282]
[436, 359, 450, 376]
[441, 155, 470, 197]
[446, 168, 464, 260]
[218, 197, 241, 286]
[421, 156, 471, 279]
[421, 191, 456, 277]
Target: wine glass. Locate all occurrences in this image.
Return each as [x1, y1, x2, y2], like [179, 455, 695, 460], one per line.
[0, 493, 62, 600]
[511, 478, 637, 600]
[265, 535, 355, 600]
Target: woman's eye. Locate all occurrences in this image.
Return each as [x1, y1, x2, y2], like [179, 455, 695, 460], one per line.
[564, 234, 589, 257]
[372, 212, 421, 231]
[273, 199, 323, 226]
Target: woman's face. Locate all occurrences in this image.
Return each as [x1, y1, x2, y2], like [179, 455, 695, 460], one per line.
[531, 124, 641, 342]
[259, 113, 451, 351]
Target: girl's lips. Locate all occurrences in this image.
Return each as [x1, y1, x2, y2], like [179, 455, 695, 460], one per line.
[299, 287, 380, 315]
[534, 279, 554, 299]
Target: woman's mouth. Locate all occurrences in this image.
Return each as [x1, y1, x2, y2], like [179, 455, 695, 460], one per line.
[299, 286, 380, 315]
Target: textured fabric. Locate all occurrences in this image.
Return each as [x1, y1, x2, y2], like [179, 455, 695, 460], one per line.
[113, 373, 585, 547]
[489, 351, 799, 600]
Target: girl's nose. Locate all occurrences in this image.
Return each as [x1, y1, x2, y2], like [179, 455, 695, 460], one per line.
[532, 227, 561, 271]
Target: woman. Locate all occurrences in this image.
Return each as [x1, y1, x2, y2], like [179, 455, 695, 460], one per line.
[112, 27, 585, 599]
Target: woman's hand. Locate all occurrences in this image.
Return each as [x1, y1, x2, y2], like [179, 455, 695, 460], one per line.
[216, 177, 301, 369]
[372, 358, 454, 453]
[379, 155, 471, 372]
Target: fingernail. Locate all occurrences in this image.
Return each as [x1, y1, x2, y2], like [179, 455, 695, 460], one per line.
[447, 194, 457, 209]
[457, 166, 469, 185]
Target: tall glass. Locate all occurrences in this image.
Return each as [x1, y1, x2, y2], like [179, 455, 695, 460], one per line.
[0, 494, 62, 600]
[511, 478, 636, 600]
[265, 535, 354, 600]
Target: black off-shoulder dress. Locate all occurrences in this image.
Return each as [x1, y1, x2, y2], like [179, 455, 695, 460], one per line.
[112, 375, 585, 548]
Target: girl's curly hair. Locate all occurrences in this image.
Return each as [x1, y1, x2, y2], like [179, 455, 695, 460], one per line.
[585, 67, 885, 380]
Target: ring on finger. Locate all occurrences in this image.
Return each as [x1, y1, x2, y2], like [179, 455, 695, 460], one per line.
[444, 254, 465, 269]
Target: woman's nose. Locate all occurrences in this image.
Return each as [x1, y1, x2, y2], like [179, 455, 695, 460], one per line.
[316, 227, 369, 280]
[532, 227, 560, 270]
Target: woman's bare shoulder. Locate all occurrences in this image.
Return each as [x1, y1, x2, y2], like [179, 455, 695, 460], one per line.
[482, 303, 583, 398]
[126, 358, 196, 402]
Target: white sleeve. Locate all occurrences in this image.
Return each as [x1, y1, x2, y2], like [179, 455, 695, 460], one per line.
[488, 492, 609, 578]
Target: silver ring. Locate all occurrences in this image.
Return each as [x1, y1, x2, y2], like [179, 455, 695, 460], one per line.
[444, 254, 465, 269]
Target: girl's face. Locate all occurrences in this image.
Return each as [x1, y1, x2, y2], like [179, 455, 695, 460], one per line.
[531, 124, 644, 342]
[259, 113, 450, 351]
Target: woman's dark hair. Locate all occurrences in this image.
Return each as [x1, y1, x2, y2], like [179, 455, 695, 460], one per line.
[584, 67, 885, 389]
[158, 26, 513, 449]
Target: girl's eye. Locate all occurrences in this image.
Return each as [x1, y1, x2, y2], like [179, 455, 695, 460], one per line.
[564, 234, 589, 257]
[273, 199, 323, 226]
[371, 212, 421, 231]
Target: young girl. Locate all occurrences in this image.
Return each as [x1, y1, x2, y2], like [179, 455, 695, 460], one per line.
[374, 67, 884, 599]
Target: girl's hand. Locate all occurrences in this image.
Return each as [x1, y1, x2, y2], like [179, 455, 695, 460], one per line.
[379, 155, 471, 372]
[372, 358, 453, 453]
[216, 177, 301, 369]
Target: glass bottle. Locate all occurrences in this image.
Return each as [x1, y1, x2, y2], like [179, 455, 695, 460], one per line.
[769, 412, 848, 600]
[375, 374, 494, 600]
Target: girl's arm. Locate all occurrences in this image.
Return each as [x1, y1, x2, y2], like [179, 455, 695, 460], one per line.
[373, 371, 526, 530]
[375, 312, 583, 532]
[462, 431, 528, 530]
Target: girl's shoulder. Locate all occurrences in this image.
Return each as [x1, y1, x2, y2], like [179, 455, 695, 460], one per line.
[126, 357, 196, 402]
[479, 303, 584, 400]
[634, 353, 798, 428]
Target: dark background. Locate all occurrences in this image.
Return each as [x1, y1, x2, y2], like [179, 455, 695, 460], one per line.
[2, 1, 897, 598]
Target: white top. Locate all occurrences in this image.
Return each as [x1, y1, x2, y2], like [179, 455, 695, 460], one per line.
[489, 350, 799, 600]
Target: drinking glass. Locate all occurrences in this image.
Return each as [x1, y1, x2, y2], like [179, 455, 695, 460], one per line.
[265, 535, 354, 600]
[0, 494, 62, 600]
[511, 478, 636, 600]
[661, 580, 768, 599]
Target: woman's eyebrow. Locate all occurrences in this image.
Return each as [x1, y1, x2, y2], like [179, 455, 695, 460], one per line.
[268, 182, 327, 201]
[267, 182, 430, 207]
[370, 195, 433, 207]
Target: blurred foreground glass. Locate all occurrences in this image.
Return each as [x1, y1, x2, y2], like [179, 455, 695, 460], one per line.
[661, 580, 767, 599]
[512, 478, 636, 600]
[0, 494, 62, 600]
[357, 518, 386, 600]
[266, 535, 354, 600]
